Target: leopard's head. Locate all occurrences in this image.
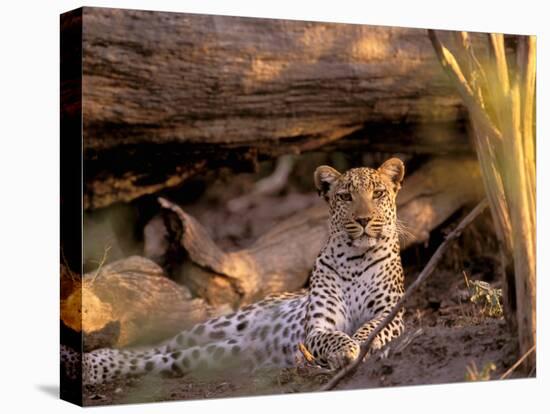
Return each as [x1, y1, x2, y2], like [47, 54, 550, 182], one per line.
[314, 158, 404, 248]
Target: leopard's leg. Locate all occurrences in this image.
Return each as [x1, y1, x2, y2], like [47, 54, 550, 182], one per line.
[304, 328, 360, 370]
[303, 277, 360, 370]
[352, 309, 405, 354]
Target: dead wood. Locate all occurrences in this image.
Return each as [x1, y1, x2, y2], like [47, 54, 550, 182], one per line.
[319, 199, 488, 391]
[154, 197, 326, 307]
[147, 156, 484, 308]
[227, 155, 296, 213]
[61, 256, 231, 349]
[72, 8, 478, 209]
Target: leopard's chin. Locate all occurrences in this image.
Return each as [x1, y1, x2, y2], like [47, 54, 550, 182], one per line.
[351, 236, 377, 249]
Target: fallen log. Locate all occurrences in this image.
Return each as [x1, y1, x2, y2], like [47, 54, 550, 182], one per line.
[70, 7, 480, 208]
[61, 256, 231, 349]
[147, 156, 484, 308]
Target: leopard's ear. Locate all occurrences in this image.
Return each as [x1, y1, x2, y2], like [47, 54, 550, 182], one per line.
[314, 166, 341, 201]
[378, 158, 405, 191]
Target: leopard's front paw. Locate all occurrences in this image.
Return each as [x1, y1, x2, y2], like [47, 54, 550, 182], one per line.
[327, 341, 360, 370]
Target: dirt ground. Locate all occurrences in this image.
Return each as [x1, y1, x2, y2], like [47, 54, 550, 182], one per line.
[83, 269, 521, 406]
[81, 166, 529, 406]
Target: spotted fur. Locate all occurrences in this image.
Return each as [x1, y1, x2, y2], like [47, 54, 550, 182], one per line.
[76, 158, 406, 384]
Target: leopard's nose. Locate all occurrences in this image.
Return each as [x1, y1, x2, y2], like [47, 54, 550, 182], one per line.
[355, 217, 369, 228]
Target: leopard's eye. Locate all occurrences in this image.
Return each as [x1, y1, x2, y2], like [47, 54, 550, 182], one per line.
[373, 189, 384, 199]
[337, 192, 352, 202]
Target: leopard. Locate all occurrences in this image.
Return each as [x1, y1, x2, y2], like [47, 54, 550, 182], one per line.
[74, 157, 406, 385]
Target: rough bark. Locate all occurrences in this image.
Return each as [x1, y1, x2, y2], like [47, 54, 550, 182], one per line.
[148, 156, 484, 308]
[61, 256, 231, 349]
[78, 7, 471, 209]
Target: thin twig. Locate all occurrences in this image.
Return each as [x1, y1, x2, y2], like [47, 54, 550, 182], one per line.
[319, 199, 489, 391]
[500, 344, 536, 380]
[388, 327, 423, 355]
[463, 270, 470, 289]
[61, 247, 79, 282]
[90, 245, 112, 284]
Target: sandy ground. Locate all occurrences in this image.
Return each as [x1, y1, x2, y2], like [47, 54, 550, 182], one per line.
[83, 274, 520, 406]
[81, 171, 528, 406]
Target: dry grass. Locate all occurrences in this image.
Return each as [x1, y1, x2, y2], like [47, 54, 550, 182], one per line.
[429, 31, 536, 371]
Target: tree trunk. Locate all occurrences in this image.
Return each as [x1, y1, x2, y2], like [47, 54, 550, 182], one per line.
[73, 7, 472, 209]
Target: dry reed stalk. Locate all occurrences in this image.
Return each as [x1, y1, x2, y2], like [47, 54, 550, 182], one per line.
[428, 30, 536, 372]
